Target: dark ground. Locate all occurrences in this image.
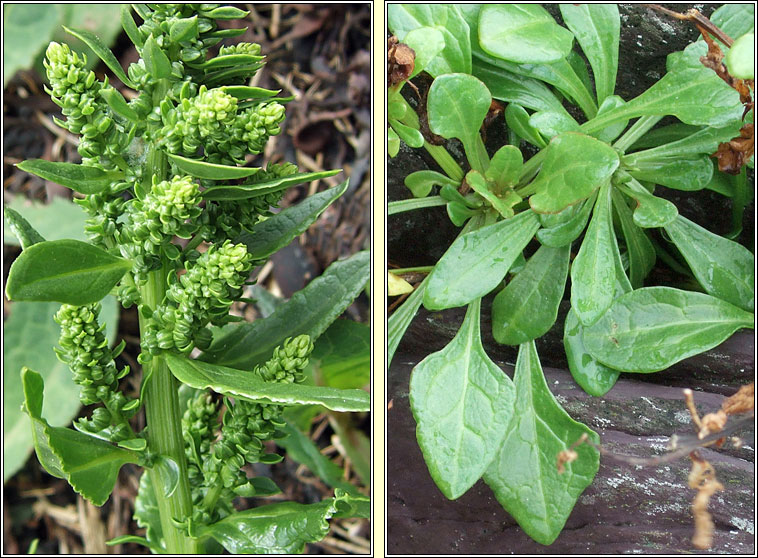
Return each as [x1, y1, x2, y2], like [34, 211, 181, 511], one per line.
[3, 4, 371, 554]
[387, 3, 755, 555]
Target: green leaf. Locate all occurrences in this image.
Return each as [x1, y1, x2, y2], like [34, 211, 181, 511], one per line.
[559, 4, 619, 103]
[329, 416, 370, 486]
[4, 298, 118, 481]
[201, 251, 369, 370]
[570, 182, 619, 325]
[423, 211, 540, 310]
[388, 277, 427, 368]
[617, 179, 678, 229]
[485, 145, 523, 189]
[709, 4, 755, 45]
[529, 110, 581, 141]
[277, 422, 357, 494]
[564, 309, 620, 397]
[404, 171, 458, 198]
[504, 103, 547, 149]
[120, 4, 143, 48]
[466, 170, 518, 219]
[388, 128, 400, 158]
[202, 170, 340, 201]
[141, 34, 172, 79]
[479, 5, 574, 64]
[219, 85, 280, 100]
[410, 299, 516, 499]
[390, 119, 424, 148]
[22, 368, 138, 505]
[235, 180, 347, 259]
[664, 215, 754, 311]
[165, 355, 369, 412]
[3, 4, 62, 86]
[310, 320, 369, 390]
[529, 132, 619, 214]
[388, 4, 471, 76]
[167, 153, 260, 180]
[333, 489, 371, 519]
[63, 26, 136, 88]
[492, 244, 570, 345]
[627, 156, 714, 191]
[3, 207, 45, 250]
[535, 193, 595, 248]
[3, 197, 89, 245]
[612, 189, 655, 288]
[726, 33, 754, 77]
[134, 472, 165, 553]
[168, 15, 198, 43]
[592, 95, 628, 143]
[583, 287, 754, 373]
[625, 124, 741, 161]
[190, 499, 338, 554]
[16, 159, 121, 195]
[401, 27, 446, 80]
[99, 88, 139, 123]
[6, 239, 131, 305]
[483, 341, 600, 545]
[427, 73, 490, 172]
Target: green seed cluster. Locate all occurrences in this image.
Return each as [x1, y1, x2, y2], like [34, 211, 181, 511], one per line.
[181, 335, 313, 522]
[44, 42, 126, 167]
[54, 303, 136, 441]
[218, 42, 262, 57]
[142, 241, 253, 355]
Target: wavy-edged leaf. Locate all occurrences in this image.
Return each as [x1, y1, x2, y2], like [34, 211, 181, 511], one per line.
[202, 170, 340, 201]
[529, 132, 619, 214]
[492, 244, 570, 345]
[424, 211, 540, 310]
[483, 341, 600, 545]
[559, 4, 619, 103]
[664, 215, 754, 311]
[6, 239, 131, 305]
[536, 193, 595, 248]
[235, 180, 347, 259]
[479, 4, 574, 64]
[612, 189, 655, 288]
[166, 355, 368, 412]
[410, 299, 515, 499]
[16, 159, 121, 195]
[167, 153, 259, 180]
[63, 26, 136, 88]
[570, 182, 618, 325]
[201, 251, 368, 369]
[3, 207, 45, 250]
[22, 368, 138, 506]
[583, 287, 754, 373]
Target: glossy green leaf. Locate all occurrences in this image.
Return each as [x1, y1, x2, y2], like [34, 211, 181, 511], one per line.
[583, 287, 754, 373]
[570, 182, 619, 325]
[564, 309, 620, 397]
[388, 276, 427, 368]
[391, 119, 424, 148]
[22, 368, 139, 505]
[625, 124, 741, 161]
[190, 498, 338, 554]
[277, 422, 357, 494]
[99, 88, 139, 123]
[166, 355, 368, 412]
[16, 159, 121, 195]
[63, 26, 136, 88]
[424, 211, 540, 310]
[535, 193, 595, 248]
[664, 215, 754, 311]
[617, 180, 678, 229]
[6, 239, 132, 305]
[612, 189, 655, 288]
[559, 4, 619, 103]
[198, 53, 264, 71]
[332, 489, 371, 519]
[446, 201, 477, 227]
[402, 27, 445, 80]
[591, 95, 628, 143]
[479, 5, 574, 64]
[3, 207, 45, 250]
[404, 171, 458, 198]
[485, 145, 523, 189]
[235, 180, 348, 260]
[483, 341, 600, 545]
[219, 85, 281, 100]
[388, 128, 400, 158]
[427, 73, 490, 172]
[709, 4, 755, 46]
[202, 251, 369, 370]
[492, 244, 570, 345]
[504, 103, 546, 149]
[529, 110, 581, 140]
[388, 4, 471, 76]
[141, 34, 172, 79]
[309, 319, 369, 390]
[410, 299, 515, 499]
[529, 132, 619, 214]
[4, 298, 118, 481]
[726, 33, 754, 77]
[167, 153, 259, 180]
[628, 156, 713, 191]
[3, 197, 89, 245]
[466, 171, 518, 219]
[120, 5, 143, 48]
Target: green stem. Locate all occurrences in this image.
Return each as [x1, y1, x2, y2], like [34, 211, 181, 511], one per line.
[612, 115, 663, 152]
[388, 196, 448, 215]
[389, 266, 434, 274]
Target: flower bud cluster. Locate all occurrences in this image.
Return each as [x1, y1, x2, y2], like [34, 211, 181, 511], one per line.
[218, 42, 262, 57]
[141, 241, 253, 355]
[44, 42, 127, 167]
[54, 303, 137, 441]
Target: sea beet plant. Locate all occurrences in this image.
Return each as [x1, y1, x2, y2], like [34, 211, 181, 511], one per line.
[388, 4, 754, 545]
[5, 4, 369, 554]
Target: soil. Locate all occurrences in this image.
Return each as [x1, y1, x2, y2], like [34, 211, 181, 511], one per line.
[3, 4, 370, 555]
[387, 4, 755, 555]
